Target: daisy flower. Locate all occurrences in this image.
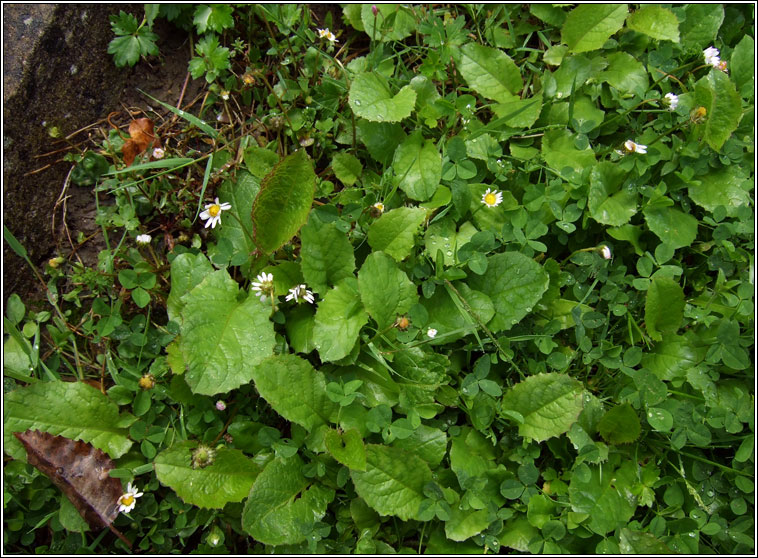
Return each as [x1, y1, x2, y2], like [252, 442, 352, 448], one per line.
[481, 188, 503, 208]
[663, 93, 679, 111]
[703, 46, 720, 67]
[251, 272, 275, 302]
[317, 28, 338, 43]
[152, 147, 164, 159]
[216, 400, 226, 411]
[286, 284, 315, 304]
[623, 140, 647, 154]
[136, 233, 152, 245]
[117, 482, 144, 514]
[199, 197, 231, 229]
[427, 328, 438, 339]
[599, 245, 612, 260]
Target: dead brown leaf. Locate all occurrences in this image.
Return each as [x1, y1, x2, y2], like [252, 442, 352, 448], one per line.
[122, 118, 159, 167]
[13, 430, 132, 547]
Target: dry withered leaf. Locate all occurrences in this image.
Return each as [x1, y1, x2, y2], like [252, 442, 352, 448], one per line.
[122, 117, 159, 167]
[13, 430, 132, 547]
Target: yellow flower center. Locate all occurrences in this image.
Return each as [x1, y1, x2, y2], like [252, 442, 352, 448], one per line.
[120, 494, 134, 506]
[484, 192, 497, 206]
[208, 204, 221, 217]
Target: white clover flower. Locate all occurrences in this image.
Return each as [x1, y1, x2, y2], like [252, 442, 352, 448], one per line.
[136, 234, 152, 245]
[152, 147, 165, 159]
[199, 197, 231, 229]
[663, 93, 679, 111]
[286, 284, 315, 304]
[427, 328, 438, 339]
[703, 46, 720, 67]
[251, 272, 275, 302]
[481, 188, 503, 207]
[599, 245, 612, 260]
[117, 481, 144, 514]
[317, 28, 338, 43]
[624, 140, 647, 154]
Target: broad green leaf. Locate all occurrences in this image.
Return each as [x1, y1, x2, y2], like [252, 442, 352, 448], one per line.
[348, 73, 416, 122]
[325, 428, 366, 471]
[285, 304, 316, 354]
[600, 52, 649, 98]
[4, 382, 136, 461]
[570, 95, 606, 132]
[643, 206, 698, 249]
[731, 35, 754, 97]
[250, 354, 337, 431]
[641, 335, 706, 381]
[154, 441, 260, 508]
[300, 215, 355, 295]
[392, 131, 441, 201]
[350, 444, 432, 521]
[216, 170, 259, 256]
[251, 150, 316, 254]
[313, 278, 368, 362]
[688, 166, 751, 218]
[619, 528, 675, 554]
[626, 6, 680, 42]
[695, 69, 743, 152]
[424, 218, 477, 267]
[166, 253, 214, 322]
[541, 129, 596, 174]
[179, 270, 275, 395]
[423, 283, 494, 342]
[242, 455, 334, 546]
[244, 145, 279, 179]
[357, 251, 418, 329]
[4, 335, 31, 379]
[677, 4, 724, 50]
[367, 207, 427, 262]
[597, 404, 641, 445]
[392, 424, 448, 467]
[568, 463, 636, 534]
[588, 162, 637, 226]
[645, 277, 684, 341]
[467, 252, 549, 333]
[492, 92, 543, 128]
[501, 373, 584, 442]
[445, 507, 491, 541]
[561, 4, 628, 53]
[450, 428, 497, 484]
[456, 42, 522, 103]
[356, 120, 407, 166]
[331, 152, 362, 186]
[499, 517, 539, 552]
[360, 4, 414, 42]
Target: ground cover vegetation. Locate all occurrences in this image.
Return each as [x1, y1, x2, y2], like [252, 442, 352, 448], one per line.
[3, 3, 754, 554]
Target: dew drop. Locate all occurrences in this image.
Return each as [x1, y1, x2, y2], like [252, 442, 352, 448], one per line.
[354, 99, 361, 106]
[446, 250, 453, 256]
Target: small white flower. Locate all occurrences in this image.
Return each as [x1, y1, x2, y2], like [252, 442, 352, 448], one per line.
[717, 60, 728, 73]
[152, 147, 165, 159]
[624, 140, 647, 154]
[373, 202, 385, 214]
[136, 234, 152, 245]
[317, 28, 338, 43]
[703, 46, 720, 67]
[251, 272, 275, 302]
[427, 328, 438, 339]
[599, 245, 612, 260]
[663, 93, 679, 111]
[117, 482, 144, 514]
[481, 188, 503, 208]
[220, 90, 230, 101]
[199, 197, 231, 229]
[286, 284, 315, 304]
[216, 400, 226, 411]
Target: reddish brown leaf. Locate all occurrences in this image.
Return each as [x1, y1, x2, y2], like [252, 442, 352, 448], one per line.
[122, 118, 159, 167]
[13, 430, 132, 547]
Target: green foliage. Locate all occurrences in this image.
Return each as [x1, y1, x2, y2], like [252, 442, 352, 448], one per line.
[8, 3, 755, 555]
[107, 10, 159, 67]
